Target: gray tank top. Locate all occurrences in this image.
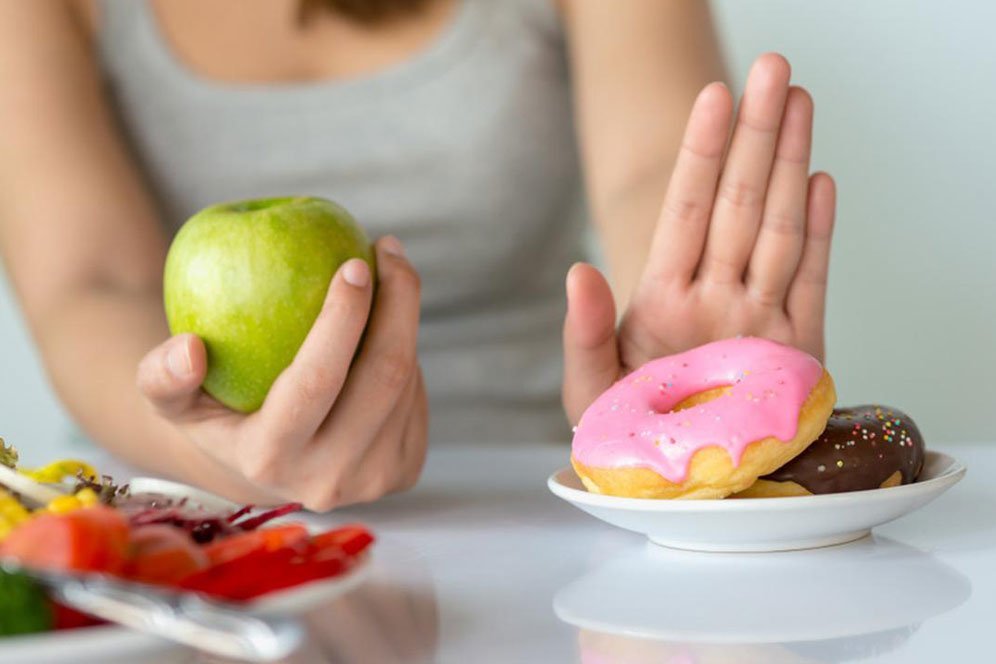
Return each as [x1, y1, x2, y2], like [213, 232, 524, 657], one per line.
[95, 0, 586, 443]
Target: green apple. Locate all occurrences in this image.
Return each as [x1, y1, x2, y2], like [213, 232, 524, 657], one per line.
[163, 196, 375, 412]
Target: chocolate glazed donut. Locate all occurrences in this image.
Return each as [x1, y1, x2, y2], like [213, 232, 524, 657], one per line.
[735, 405, 925, 497]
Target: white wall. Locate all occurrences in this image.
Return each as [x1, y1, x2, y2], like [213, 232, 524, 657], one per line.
[0, 276, 71, 463]
[0, 0, 993, 456]
[711, 0, 996, 442]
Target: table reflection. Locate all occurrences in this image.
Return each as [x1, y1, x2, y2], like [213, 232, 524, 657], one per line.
[554, 535, 970, 663]
[189, 542, 438, 664]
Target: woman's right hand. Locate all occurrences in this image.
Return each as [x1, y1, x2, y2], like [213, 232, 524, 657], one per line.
[135, 236, 428, 512]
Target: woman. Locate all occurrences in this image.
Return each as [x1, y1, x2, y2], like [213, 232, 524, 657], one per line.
[0, 0, 833, 509]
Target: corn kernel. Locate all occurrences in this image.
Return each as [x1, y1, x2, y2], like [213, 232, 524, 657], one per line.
[47, 495, 82, 514]
[75, 487, 99, 506]
[0, 490, 28, 519]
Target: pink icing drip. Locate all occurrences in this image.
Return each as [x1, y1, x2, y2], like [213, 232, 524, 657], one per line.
[571, 337, 823, 483]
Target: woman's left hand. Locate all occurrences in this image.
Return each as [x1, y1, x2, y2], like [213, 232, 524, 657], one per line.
[563, 54, 837, 423]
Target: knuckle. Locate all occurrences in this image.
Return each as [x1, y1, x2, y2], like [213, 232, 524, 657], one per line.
[662, 196, 710, 226]
[318, 297, 365, 332]
[367, 473, 393, 501]
[797, 267, 828, 287]
[371, 350, 414, 392]
[392, 261, 422, 295]
[737, 111, 779, 135]
[400, 457, 425, 492]
[703, 251, 745, 282]
[399, 471, 420, 492]
[718, 178, 762, 209]
[806, 226, 833, 243]
[680, 139, 722, 161]
[761, 209, 805, 237]
[304, 488, 340, 513]
[747, 284, 785, 308]
[361, 471, 394, 502]
[294, 366, 343, 404]
[303, 472, 347, 512]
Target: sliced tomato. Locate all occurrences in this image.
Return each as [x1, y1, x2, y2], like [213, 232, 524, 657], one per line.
[178, 548, 351, 601]
[176, 524, 374, 602]
[178, 547, 296, 600]
[309, 524, 375, 557]
[126, 525, 209, 585]
[0, 505, 130, 574]
[203, 523, 309, 566]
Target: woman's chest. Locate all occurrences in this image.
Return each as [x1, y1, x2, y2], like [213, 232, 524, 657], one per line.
[81, 0, 460, 83]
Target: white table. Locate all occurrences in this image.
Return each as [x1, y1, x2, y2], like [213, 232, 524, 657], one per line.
[12, 440, 994, 663]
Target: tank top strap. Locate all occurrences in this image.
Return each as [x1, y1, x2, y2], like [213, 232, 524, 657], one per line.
[94, 0, 148, 44]
[93, 0, 156, 72]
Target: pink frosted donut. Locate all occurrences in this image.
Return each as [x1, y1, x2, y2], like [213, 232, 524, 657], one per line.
[570, 337, 836, 499]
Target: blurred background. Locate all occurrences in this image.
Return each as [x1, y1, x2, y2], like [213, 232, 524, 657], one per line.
[1, 0, 993, 458]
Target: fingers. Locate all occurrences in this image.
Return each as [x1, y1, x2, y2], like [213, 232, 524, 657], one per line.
[700, 53, 792, 284]
[563, 263, 620, 424]
[341, 369, 422, 505]
[303, 368, 426, 512]
[645, 82, 733, 284]
[257, 257, 374, 446]
[136, 333, 208, 419]
[746, 86, 815, 304]
[316, 236, 421, 456]
[787, 172, 836, 359]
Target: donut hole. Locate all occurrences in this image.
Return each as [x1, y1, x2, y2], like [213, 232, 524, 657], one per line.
[667, 386, 732, 413]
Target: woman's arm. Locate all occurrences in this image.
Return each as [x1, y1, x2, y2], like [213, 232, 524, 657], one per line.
[0, 1, 427, 509]
[0, 0, 207, 478]
[561, 0, 726, 308]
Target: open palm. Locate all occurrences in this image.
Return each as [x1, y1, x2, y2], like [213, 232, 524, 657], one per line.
[564, 54, 836, 423]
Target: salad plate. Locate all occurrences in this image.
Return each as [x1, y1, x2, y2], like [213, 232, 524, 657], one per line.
[0, 448, 374, 662]
[122, 476, 374, 612]
[548, 451, 965, 552]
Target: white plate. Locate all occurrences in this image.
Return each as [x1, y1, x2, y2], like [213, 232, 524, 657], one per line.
[548, 451, 965, 552]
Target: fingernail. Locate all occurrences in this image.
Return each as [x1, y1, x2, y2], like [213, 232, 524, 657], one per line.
[380, 235, 406, 258]
[167, 340, 192, 378]
[342, 258, 371, 288]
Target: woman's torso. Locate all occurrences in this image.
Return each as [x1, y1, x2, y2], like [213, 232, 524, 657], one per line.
[91, 0, 586, 443]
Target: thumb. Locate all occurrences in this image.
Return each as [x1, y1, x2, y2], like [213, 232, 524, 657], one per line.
[137, 333, 208, 418]
[563, 263, 620, 425]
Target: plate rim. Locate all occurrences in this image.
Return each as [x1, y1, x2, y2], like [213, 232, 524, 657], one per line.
[547, 450, 966, 512]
